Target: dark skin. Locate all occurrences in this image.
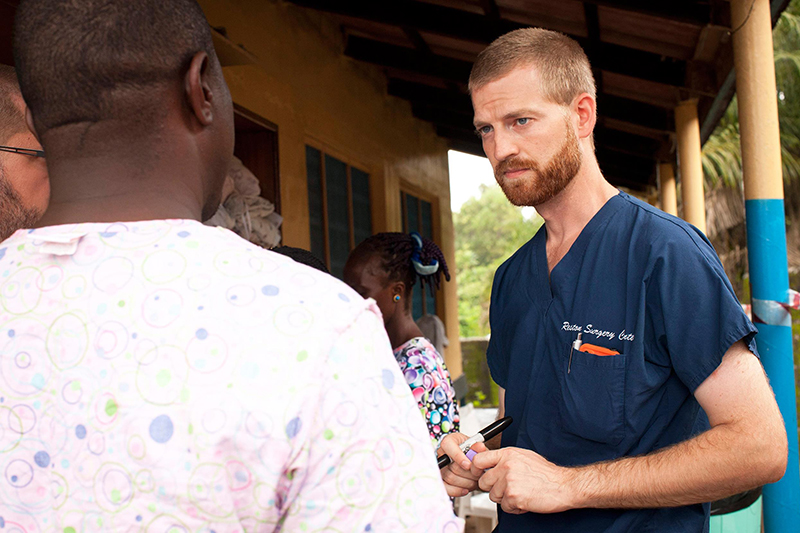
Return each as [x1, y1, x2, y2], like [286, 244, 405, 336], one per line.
[343, 253, 424, 350]
[30, 51, 234, 226]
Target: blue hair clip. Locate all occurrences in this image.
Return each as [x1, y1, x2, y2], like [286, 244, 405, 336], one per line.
[409, 231, 439, 276]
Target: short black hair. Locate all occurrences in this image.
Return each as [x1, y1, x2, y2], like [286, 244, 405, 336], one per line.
[13, 0, 216, 134]
[271, 246, 330, 274]
[0, 65, 25, 145]
[349, 232, 451, 301]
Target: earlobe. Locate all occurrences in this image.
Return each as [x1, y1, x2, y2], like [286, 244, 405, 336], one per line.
[185, 51, 214, 126]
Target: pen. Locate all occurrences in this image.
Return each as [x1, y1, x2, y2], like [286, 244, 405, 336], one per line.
[568, 332, 582, 374]
[437, 416, 513, 469]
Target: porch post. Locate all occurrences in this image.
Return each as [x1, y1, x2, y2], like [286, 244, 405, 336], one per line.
[658, 162, 678, 216]
[731, 0, 800, 529]
[675, 99, 707, 233]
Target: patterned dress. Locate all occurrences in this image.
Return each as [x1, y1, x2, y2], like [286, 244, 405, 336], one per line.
[393, 337, 460, 448]
[0, 220, 463, 532]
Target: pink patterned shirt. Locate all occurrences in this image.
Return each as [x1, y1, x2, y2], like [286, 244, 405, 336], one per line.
[0, 220, 462, 532]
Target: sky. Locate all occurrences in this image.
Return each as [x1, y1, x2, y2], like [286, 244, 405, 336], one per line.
[447, 150, 536, 219]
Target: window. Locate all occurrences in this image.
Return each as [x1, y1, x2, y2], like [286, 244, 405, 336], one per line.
[401, 190, 437, 321]
[306, 146, 372, 279]
[234, 106, 280, 213]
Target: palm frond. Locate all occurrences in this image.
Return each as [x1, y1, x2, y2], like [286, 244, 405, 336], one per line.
[703, 5, 800, 189]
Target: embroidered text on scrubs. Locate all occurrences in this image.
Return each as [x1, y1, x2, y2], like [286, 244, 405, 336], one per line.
[562, 321, 635, 342]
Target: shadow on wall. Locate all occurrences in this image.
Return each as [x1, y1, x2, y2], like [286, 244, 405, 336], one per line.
[461, 337, 499, 408]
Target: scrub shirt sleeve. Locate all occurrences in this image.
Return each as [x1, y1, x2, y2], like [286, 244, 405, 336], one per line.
[646, 227, 758, 393]
[486, 266, 509, 390]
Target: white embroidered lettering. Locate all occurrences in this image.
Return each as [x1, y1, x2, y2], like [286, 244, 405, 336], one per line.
[583, 324, 616, 341]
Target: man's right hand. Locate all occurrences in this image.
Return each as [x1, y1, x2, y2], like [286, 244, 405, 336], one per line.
[438, 432, 489, 497]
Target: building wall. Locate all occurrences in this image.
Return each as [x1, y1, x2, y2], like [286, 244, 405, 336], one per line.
[199, 0, 463, 375]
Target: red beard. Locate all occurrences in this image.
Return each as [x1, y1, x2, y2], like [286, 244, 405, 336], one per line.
[494, 123, 583, 207]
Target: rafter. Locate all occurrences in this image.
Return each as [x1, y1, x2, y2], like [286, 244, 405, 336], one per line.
[388, 79, 674, 138]
[580, 0, 730, 27]
[292, 0, 690, 87]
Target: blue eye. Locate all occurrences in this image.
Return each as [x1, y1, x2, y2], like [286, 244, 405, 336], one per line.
[476, 125, 492, 137]
[516, 118, 530, 126]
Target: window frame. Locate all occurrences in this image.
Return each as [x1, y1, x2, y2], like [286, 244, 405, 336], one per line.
[399, 182, 443, 318]
[305, 142, 373, 274]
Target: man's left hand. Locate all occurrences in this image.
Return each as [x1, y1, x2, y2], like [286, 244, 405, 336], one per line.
[472, 447, 576, 514]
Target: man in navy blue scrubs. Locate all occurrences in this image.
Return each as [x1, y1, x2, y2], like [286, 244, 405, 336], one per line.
[439, 28, 788, 532]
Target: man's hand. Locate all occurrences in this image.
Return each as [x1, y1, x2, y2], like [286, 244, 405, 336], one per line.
[438, 432, 488, 497]
[472, 447, 576, 514]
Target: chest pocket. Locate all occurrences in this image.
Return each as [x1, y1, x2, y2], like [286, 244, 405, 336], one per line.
[559, 345, 626, 446]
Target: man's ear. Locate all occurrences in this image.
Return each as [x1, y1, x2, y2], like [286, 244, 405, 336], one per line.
[184, 51, 214, 126]
[25, 106, 40, 142]
[573, 93, 597, 141]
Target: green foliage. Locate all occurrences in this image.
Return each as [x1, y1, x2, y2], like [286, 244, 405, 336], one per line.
[454, 185, 543, 337]
[702, 0, 800, 446]
[702, 2, 800, 188]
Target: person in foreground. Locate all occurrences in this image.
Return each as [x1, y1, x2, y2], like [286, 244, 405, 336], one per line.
[0, 64, 48, 240]
[344, 232, 460, 448]
[438, 28, 787, 532]
[4, 0, 462, 530]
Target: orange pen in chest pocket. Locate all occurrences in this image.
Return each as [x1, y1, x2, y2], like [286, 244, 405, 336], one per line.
[568, 333, 620, 373]
[579, 343, 621, 356]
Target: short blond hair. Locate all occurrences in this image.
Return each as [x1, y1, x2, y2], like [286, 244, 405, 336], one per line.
[469, 28, 596, 106]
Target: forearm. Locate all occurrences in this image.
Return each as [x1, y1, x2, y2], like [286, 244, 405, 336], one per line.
[570, 422, 784, 509]
[484, 386, 506, 450]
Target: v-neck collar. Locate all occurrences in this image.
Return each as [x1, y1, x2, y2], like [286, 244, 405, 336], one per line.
[532, 191, 627, 302]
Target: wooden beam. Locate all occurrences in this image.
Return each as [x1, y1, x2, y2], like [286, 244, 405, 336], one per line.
[597, 155, 657, 189]
[603, 172, 654, 192]
[584, 3, 601, 44]
[447, 138, 485, 158]
[432, 118, 663, 162]
[402, 27, 432, 54]
[435, 125, 480, 145]
[292, 0, 691, 87]
[346, 37, 473, 83]
[388, 79, 471, 110]
[437, 126, 654, 191]
[583, 2, 604, 95]
[581, 0, 730, 27]
[479, 0, 500, 19]
[593, 128, 666, 157]
[348, 36, 686, 90]
[391, 80, 673, 136]
[597, 94, 674, 133]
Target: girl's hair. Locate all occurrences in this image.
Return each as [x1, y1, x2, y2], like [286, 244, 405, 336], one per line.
[351, 232, 450, 298]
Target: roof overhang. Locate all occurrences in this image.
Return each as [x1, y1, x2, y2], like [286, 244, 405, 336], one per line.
[287, 0, 792, 193]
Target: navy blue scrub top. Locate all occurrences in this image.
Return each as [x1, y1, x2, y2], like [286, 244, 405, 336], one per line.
[487, 191, 758, 533]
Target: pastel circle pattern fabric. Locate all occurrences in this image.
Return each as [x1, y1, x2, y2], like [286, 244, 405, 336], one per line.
[0, 220, 462, 532]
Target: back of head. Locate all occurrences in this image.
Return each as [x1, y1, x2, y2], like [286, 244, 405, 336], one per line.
[469, 28, 596, 106]
[350, 232, 450, 297]
[13, 0, 216, 136]
[0, 64, 25, 145]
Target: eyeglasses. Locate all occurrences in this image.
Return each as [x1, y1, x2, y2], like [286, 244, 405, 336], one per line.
[0, 145, 45, 158]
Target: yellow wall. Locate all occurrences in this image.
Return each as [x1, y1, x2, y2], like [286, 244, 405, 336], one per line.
[199, 0, 463, 376]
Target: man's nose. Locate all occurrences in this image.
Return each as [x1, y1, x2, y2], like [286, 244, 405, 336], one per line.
[491, 129, 519, 162]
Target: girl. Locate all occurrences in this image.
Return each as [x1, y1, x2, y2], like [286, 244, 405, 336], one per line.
[344, 232, 459, 448]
